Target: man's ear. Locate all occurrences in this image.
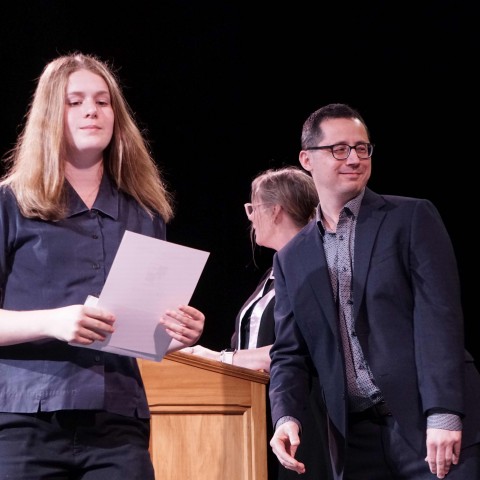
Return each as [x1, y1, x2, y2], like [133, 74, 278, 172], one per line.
[299, 151, 313, 172]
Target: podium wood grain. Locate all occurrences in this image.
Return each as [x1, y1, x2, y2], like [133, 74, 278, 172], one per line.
[138, 352, 270, 480]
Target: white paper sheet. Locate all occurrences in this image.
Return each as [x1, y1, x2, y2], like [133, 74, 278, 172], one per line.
[72, 230, 210, 361]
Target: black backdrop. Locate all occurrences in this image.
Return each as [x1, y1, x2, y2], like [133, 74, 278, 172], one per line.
[1, 2, 477, 363]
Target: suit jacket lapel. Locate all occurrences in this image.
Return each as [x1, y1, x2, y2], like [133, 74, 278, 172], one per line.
[353, 189, 386, 320]
[295, 222, 339, 336]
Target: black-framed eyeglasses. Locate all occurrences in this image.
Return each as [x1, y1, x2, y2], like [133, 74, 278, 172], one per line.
[305, 142, 374, 160]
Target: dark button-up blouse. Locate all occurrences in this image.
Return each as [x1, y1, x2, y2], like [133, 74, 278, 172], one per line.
[0, 174, 166, 418]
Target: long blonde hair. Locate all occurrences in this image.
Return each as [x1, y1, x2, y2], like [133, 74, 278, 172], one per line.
[0, 52, 174, 222]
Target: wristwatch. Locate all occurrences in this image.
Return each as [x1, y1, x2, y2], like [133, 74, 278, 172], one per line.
[220, 348, 237, 365]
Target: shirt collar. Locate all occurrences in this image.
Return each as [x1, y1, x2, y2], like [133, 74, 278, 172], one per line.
[316, 188, 366, 237]
[66, 173, 119, 220]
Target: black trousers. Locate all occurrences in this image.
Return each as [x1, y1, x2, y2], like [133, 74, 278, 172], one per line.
[0, 410, 155, 480]
[344, 410, 480, 480]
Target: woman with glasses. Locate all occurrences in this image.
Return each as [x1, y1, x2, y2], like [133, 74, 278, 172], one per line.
[183, 165, 332, 479]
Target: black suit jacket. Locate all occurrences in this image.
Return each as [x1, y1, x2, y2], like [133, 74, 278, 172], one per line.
[230, 268, 275, 349]
[269, 188, 480, 476]
[231, 268, 333, 479]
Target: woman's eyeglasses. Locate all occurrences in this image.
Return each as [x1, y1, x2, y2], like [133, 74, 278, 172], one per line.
[244, 203, 269, 217]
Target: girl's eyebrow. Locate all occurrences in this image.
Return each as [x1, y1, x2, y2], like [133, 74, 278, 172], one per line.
[66, 90, 110, 96]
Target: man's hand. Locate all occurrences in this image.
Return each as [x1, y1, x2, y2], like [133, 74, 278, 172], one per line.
[270, 420, 306, 474]
[425, 428, 462, 479]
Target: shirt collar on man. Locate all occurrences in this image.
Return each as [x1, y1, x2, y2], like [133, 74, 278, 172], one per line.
[316, 188, 366, 238]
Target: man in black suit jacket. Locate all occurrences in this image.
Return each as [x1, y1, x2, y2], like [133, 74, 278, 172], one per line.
[268, 103, 480, 479]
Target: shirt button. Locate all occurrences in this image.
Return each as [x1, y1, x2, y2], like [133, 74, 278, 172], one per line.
[92, 234, 99, 239]
[92, 263, 100, 270]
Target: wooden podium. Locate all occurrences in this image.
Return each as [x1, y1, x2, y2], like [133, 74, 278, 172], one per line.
[138, 352, 270, 480]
